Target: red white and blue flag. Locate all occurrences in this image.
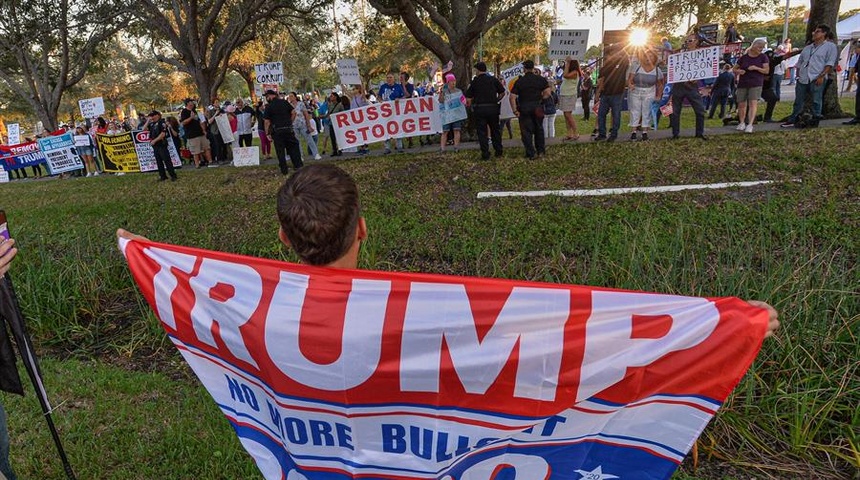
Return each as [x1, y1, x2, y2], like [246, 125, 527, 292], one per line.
[120, 238, 768, 480]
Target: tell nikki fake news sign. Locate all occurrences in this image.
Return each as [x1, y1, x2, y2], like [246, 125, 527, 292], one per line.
[121, 238, 768, 480]
[331, 97, 441, 149]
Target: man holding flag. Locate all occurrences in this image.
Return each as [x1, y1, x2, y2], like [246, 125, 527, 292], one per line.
[116, 164, 779, 480]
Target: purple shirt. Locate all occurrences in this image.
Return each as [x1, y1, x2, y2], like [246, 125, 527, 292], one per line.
[736, 53, 769, 89]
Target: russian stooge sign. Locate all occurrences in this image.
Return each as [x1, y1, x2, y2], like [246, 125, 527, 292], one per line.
[121, 237, 769, 480]
[331, 97, 441, 149]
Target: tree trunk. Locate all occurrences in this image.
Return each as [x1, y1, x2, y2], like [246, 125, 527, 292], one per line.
[807, 0, 844, 117]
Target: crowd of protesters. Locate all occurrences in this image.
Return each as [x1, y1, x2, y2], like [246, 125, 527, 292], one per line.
[2, 23, 858, 179]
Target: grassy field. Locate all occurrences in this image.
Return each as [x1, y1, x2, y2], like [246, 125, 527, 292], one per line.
[0, 118, 857, 479]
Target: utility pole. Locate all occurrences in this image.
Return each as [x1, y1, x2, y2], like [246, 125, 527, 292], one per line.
[782, 0, 791, 42]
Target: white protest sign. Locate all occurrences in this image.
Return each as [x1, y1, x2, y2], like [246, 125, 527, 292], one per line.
[7, 124, 19, 145]
[232, 146, 260, 167]
[548, 29, 589, 60]
[215, 114, 235, 144]
[331, 97, 441, 149]
[0, 170, 8, 183]
[37, 132, 84, 174]
[254, 62, 284, 84]
[78, 97, 105, 118]
[500, 63, 525, 119]
[74, 135, 91, 147]
[667, 46, 722, 83]
[336, 59, 362, 85]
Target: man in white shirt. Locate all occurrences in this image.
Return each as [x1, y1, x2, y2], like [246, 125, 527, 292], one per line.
[781, 25, 839, 127]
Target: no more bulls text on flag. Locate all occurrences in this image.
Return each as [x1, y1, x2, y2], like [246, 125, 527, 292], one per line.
[120, 238, 769, 480]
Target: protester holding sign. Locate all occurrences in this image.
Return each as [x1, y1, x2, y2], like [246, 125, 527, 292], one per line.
[439, 74, 465, 152]
[733, 39, 769, 134]
[74, 127, 99, 177]
[670, 34, 709, 140]
[378, 73, 406, 154]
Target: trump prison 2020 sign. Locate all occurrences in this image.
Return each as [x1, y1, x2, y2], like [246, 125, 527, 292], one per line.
[121, 237, 769, 480]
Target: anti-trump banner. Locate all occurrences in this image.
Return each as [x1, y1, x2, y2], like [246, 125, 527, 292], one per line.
[331, 97, 441, 150]
[0, 140, 47, 171]
[37, 131, 84, 174]
[120, 237, 768, 480]
[132, 130, 182, 172]
[667, 46, 722, 84]
[99, 131, 181, 173]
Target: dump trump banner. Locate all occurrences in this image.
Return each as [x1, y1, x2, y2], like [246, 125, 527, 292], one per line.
[331, 97, 441, 149]
[97, 131, 139, 173]
[121, 237, 769, 480]
[548, 29, 589, 60]
[0, 141, 47, 171]
[667, 46, 722, 83]
[36, 131, 83, 174]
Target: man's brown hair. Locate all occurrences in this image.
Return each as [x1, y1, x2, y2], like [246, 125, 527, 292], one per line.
[277, 164, 361, 266]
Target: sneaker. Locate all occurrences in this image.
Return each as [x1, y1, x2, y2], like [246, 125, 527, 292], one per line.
[641, 132, 649, 141]
[314, 155, 322, 160]
[744, 124, 754, 133]
[607, 136, 617, 142]
[630, 132, 638, 140]
[86, 172, 92, 177]
[780, 121, 794, 128]
[736, 122, 746, 131]
[593, 135, 607, 142]
[94, 171, 100, 176]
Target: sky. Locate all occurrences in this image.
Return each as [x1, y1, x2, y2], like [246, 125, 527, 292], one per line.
[555, 0, 860, 47]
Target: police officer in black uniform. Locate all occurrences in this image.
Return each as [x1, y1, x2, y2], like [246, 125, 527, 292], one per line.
[145, 110, 177, 181]
[509, 60, 552, 159]
[262, 89, 303, 175]
[466, 62, 506, 160]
